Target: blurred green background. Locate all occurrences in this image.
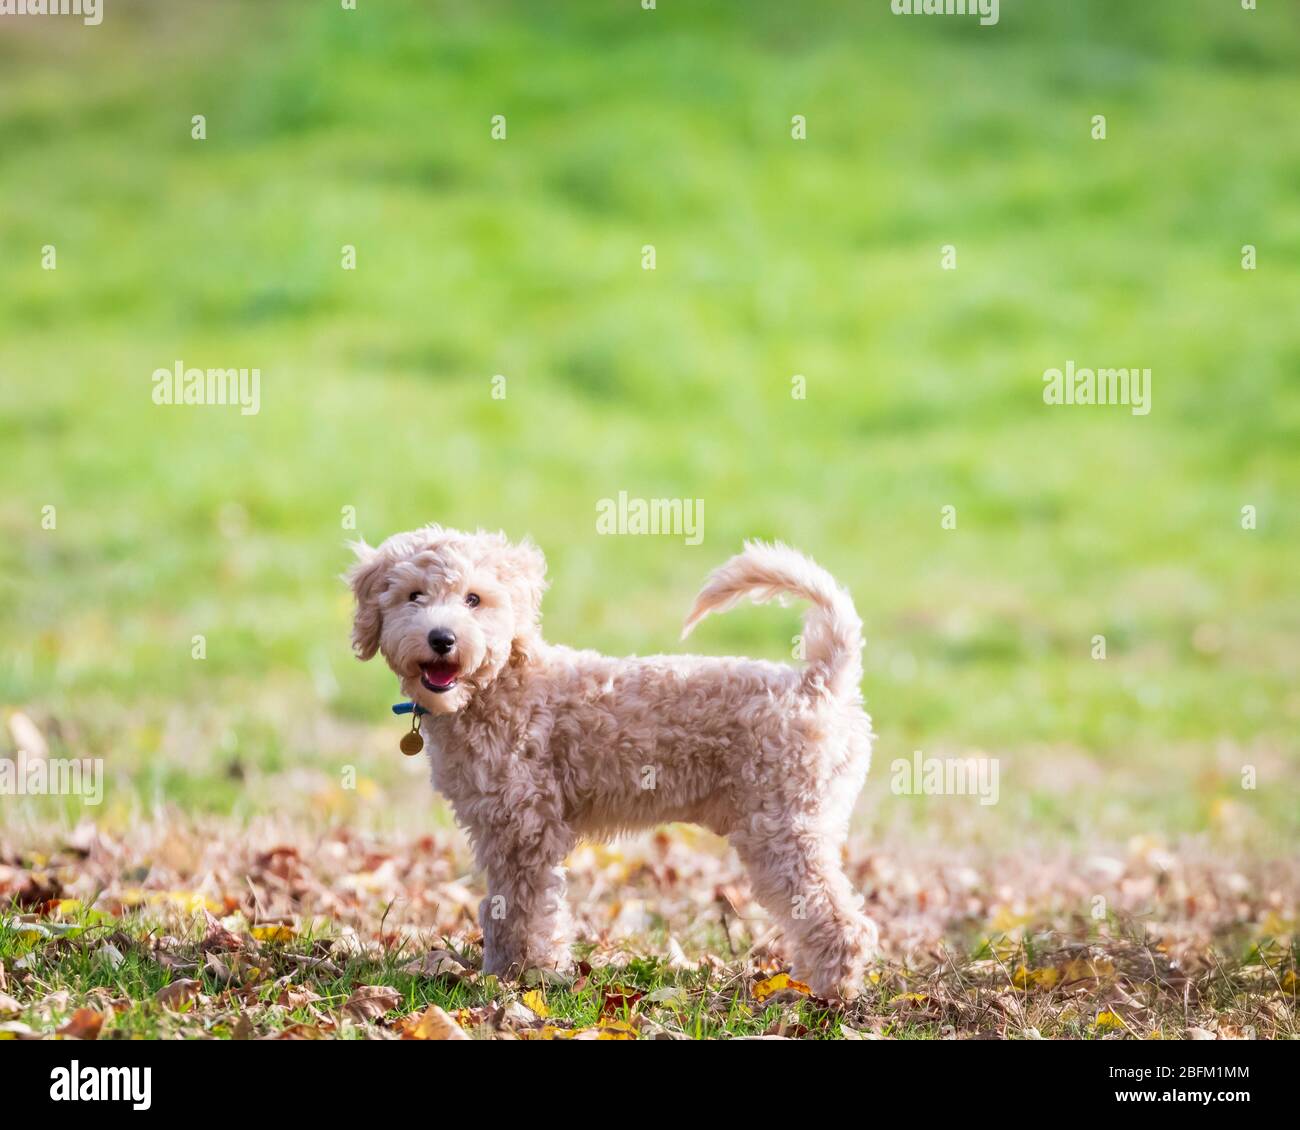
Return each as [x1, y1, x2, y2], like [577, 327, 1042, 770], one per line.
[1, 0, 1297, 850]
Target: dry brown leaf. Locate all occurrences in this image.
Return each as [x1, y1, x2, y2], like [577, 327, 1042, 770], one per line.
[499, 1000, 542, 1028]
[57, 1008, 104, 1040]
[155, 979, 203, 1011]
[402, 949, 470, 980]
[276, 983, 321, 1009]
[201, 909, 244, 952]
[342, 985, 402, 1023]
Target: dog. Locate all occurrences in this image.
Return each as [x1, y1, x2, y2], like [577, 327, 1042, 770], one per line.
[347, 525, 877, 999]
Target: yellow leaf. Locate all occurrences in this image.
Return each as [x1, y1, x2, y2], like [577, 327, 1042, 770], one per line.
[1094, 1011, 1125, 1031]
[1061, 957, 1114, 985]
[1280, 970, 1297, 995]
[522, 989, 549, 1019]
[596, 1017, 636, 1040]
[1013, 965, 1060, 991]
[887, 992, 928, 1007]
[753, 973, 811, 1003]
[251, 924, 296, 943]
[401, 1005, 469, 1041]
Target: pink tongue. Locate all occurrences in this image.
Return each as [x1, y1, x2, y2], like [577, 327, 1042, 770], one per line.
[426, 665, 457, 687]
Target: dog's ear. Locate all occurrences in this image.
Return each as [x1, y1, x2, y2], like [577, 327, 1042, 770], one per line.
[345, 540, 389, 660]
[496, 536, 548, 650]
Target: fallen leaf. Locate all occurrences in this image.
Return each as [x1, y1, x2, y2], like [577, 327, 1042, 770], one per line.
[276, 983, 321, 1009]
[571, 1017, 638, 1040]
[342, 985, 402, 1022]
[642, 986, 688, 1009]
[204, 952, 233, 985]
[753, 973, 812, 1003]
[97, 942, 125, 970]
[601, 984, 644, 1016]
[1012, 965, 1060, 991]
[500, 1000, 542, 1027]
[251, 924, 297, 944]
[522, 989, 550, 1019]
[155, 979, 202, 1011]
[57, 1008, 104, 1040]
[402, 1004, 470, 1041]
[402, 949, 469, 980]
[198, 913, 242, 954]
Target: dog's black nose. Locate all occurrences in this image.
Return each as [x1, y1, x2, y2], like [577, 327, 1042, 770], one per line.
[428, 628, 456, 655]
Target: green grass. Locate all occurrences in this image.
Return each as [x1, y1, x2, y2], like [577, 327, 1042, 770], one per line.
[1, 0, 1298, 855]
[4, 894, 1293, 1041]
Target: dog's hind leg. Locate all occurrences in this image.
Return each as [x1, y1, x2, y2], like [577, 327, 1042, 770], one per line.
[733, 827, 877, 1001]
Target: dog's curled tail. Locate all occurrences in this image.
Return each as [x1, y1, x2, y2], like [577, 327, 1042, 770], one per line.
[681, 541, 864, 702]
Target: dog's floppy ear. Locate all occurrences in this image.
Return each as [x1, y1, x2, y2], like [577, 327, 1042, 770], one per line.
[345, 540, 389, 660]
[494, 535, 548, 655]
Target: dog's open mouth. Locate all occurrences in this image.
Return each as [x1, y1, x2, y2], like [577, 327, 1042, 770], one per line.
[420, 660, 460, 694]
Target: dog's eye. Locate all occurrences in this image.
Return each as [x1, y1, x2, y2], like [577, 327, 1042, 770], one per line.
[408, 592, 422, 603]
[465, 593, 481, 608]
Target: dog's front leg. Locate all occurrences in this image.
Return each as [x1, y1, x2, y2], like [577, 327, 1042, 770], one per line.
[476, 825, 574, 978]
[461, 706, 572, 978]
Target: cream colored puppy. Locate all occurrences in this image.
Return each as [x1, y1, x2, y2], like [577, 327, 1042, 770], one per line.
[347, 525, 876, 999]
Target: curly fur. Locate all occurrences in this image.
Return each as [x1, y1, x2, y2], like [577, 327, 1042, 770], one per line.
[347, 525, 877, 999]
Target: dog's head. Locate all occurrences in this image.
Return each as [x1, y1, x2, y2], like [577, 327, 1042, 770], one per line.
[346, 525, 547, 715]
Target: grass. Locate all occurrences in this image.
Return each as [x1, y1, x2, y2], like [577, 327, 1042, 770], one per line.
[2, 820, 1295, 1040]
[0, 1, 1297, 1037]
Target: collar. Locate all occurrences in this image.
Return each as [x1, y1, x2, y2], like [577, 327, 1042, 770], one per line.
[391, 701, 429, 717]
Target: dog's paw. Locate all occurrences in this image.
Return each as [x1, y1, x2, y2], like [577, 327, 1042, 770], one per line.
[795, 916, 879, 1002]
